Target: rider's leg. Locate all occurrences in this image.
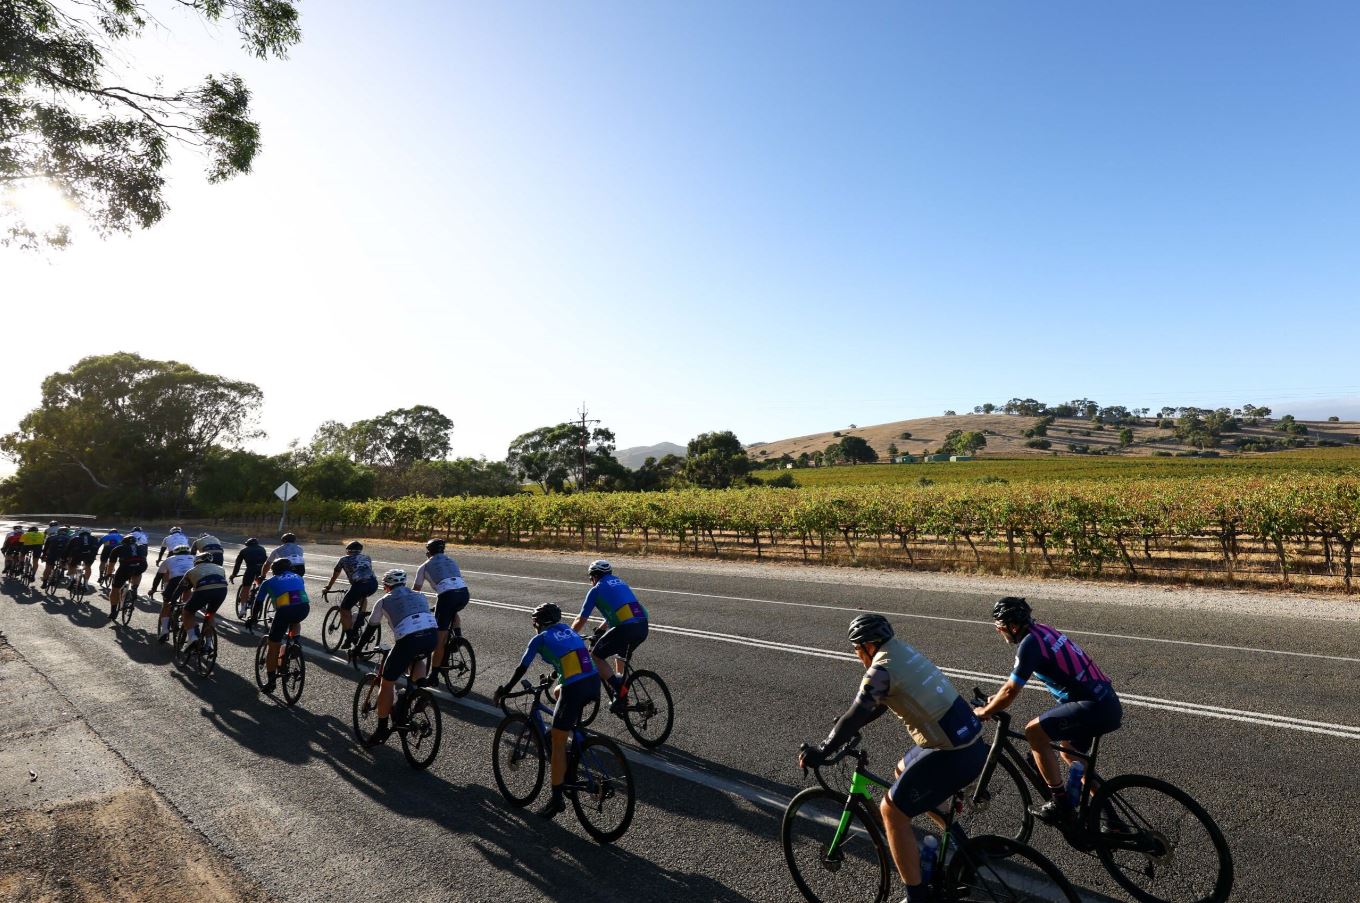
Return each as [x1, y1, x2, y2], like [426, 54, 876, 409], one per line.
[1025, 717, 1063, 793]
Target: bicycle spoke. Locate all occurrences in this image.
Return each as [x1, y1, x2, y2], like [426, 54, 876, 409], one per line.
[782, 789, 887, 903]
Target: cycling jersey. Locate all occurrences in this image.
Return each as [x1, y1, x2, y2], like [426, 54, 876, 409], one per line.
[100, 531, 124, 550]
[579, 575, 647, 628]
[22, 530, 45, 548]
[183, 561, 228, 593]
[42, 534, 71, 559]
[129, 530, 149, 549]
[334, 552, 375, 583]
[256, 571, 309, 608]
[157, 552, 196, 583]
[367, 585, 438, 641]
[1010, 623, 1113, 704]
[266, 542, 305, 568]
[412, 553, 466, 593]
[517, 624, 598, 688]
[233, 544, 268, 576]
[824, 637, 981, 752]
[64, 533, 98, 560]
[110, 544, 147, 571]
[2, 532, 22, 552]
[191, 534, 223, 554]
[160, 531, 188, 554]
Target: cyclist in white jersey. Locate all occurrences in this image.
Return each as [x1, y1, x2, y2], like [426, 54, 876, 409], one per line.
[351, 569, 438, 747]
[148, 544, 195, 641]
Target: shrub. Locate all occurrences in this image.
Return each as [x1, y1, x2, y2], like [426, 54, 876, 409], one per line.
[1025, 438, 1052, 450]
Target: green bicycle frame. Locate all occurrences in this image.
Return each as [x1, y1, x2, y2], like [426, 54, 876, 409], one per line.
[826, 766, 959, 865]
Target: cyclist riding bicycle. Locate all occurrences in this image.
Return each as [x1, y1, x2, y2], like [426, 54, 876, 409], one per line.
[350, 568, 439, 748]
[107, 535, 149, 618]
[40, 526, 72, 585]
[191, 531, 225, 566]
[231, 537, 269, 613]
[569, 559, 647, 714]
[494, 602, 602, 820]
[44, 520, 60, 538]
[129, 526, 150, 557]
[63, 528, 99, 587]
[97, 528, 124, 582]
[323, 541, 379, 649]
[21, 526, 45, 569]
[254, 559, 311, 694]
[411, 538, 469, 687]
[2, 525, 23, 575]
[157, 526, 189, 564]
[148, 544, 195, 639]
[973, 596, 1123, 825]
[265, 532, 305, 576]
[176, 552, 230, 652]
[800, 614, 988, 903]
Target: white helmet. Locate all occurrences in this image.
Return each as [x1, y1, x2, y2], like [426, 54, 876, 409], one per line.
[382, 568, 407, 588]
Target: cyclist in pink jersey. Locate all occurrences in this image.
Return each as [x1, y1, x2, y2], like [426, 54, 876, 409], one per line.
[974, 596, 1122, 824]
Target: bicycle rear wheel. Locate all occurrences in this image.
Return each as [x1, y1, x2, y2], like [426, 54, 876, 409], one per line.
[781, 787, 890, 903]
[254, 638, 270, 689]
[321, 606, 345, 653]
[280, 642, 305, 706]
[352, 673, 382, 743]
[199, 627, 218, 676]
[958, 751, 1034, 844]
[234, 588, 251, 621]
[620, 669, 674, 749]
[440, 637, 476, 698]
[399, 689, 442, 769]
[491, 713, 545, 806]
[944, 833, 1081, 902]
[119, 593, 136, 626]
[1089, 774, 1233, 903]
[570, 734, 635, 843]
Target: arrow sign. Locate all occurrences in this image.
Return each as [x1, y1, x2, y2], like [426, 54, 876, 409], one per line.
[275, 482, 300, 502]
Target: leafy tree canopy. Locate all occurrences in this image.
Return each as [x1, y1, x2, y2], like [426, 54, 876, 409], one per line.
[683, 431, 752, 489]
[507, 422, 620, 493]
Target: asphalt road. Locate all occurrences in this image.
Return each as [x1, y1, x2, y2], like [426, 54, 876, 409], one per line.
[1, 531, 1356, 902]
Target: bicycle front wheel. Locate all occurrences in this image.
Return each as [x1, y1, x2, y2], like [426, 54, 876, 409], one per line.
[781, 787, 890, 903]
[944, 833, 1081, 902]
[958, 751, 1034, 844]
[400, 689, 442, 769]
[321, 606, 344, 653]
[1090, 773, 1233, 903]
[491, 713, 545, 806]
[570, 734, 635, 844]
[440, 637, 476, 698]
[280, 642, 305, 706]
[353, 673, 382, 743]
[620, 669, 674, 748]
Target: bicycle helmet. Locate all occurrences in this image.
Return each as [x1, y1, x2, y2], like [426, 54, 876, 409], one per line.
[171, 526, 183, 533]
[281, 532, 296, 543]
[532, 602, 561, 627]
[133, 526, 143, 532]
[120, 535, 136, 546]
[194, 552, 214, 563]
[49, 520, 58, 526]
[270, 559, 292, 574]
[382, 568, 407, 587]
[244, 537, 258, 546]
[346, 540, 364, 552]
[425, 538, 446, 555]
[172, 545, 191, 556]
[991, 596, 1032, 626]
[588, 559, 612, 577]
[847, 613, 894, 646]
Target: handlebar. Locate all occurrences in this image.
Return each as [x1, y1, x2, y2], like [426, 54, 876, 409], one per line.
[497, 674, 556, 714]
[800, 732, 865, 778]
[971, 686, 1012, 728]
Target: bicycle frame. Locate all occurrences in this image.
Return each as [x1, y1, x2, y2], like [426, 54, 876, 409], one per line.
[974, 708, 1101, 817]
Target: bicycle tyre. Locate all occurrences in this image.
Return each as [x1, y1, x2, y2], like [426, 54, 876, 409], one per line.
[400, 689, 442, 769]
[352, 673, 382, 744]
[281, 642, 305, 706]
[620, 669, 674, 749]
[958, 750, 1034, 844]
[440, 637, 476, 698]
[1089, 773, 1233, 903]
[781, 786, 890, 903]
[173, 623, 190, 667]
[944, 833, 1081, 902]
[199, 627, 218, 676]
[119, 593, 136, 626]
[235, 587, 252, 621]
[491, 713, 545, 807]
[254, 637, 270, 689]
[321, 605, 344, 653]
[570, 734, 635, 844]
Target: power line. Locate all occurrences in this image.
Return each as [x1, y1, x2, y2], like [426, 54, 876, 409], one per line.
[574, 403, 600, 492]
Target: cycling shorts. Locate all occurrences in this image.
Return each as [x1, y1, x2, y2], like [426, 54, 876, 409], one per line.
[290, 563, 306, 577]
[164, 576, 185, 601]
[593, 620, 648, 661]
[99, 546, 115, 562]
[111, 564, 147, 589]
[239, 565, 262, 587]
[205, 551, 224, 566]
[268, 603, 310, 643]
[381, 628, 437, 681]
[553, 672, 602, 731]
[185, 587, 229, 615]
[1038, 692, 1123, 753]
[341, 577, 378, 611]
[889, 740, 989, 817]
[434, 587, 470, 629]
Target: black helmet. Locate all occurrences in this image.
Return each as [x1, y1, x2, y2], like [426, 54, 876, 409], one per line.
[281, 532, 296, 543]
[346, 541, 363, 552]
[270, 559, 292, 575]
[992, 596, 1032, 625]
[244, 537, 258, 546]
[133, 526, 143, 532]
[847, 613, 893, 646]
[588, 559, 612, 577]
[425, 538, 446, 555]
[121, 535, 136, 546]
[531, 602, 561, 627]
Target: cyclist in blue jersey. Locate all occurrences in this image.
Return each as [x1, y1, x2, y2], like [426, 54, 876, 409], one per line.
[97, 528, 124, 584]
[569, 560, 647, 714]
[495, 603, 602, 820]
[974, 596, 1123, 824]
[255, 559, 311, 694]
[351, 568, 439, 748]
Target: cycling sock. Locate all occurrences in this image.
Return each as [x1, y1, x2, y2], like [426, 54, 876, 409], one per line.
[158, 617, 169, 635]
[377, 716, 390, 730]
[608, 674, 623, 694]
[905, 882, 931, 902]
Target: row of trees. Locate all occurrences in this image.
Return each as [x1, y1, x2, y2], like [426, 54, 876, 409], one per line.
[962, 398, 1279, 426]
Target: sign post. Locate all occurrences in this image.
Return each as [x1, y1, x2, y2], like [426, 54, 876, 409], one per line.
[275, 481, 300, 533]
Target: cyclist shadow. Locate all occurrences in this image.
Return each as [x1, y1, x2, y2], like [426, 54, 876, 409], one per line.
[4, 581, 47, 605]
[34, 586, 108, 630]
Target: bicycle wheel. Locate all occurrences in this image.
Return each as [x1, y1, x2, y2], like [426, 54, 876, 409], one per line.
[491, 713, 545, 806]
[119, 593, 136, 626]
[400, 689, 442, 769]
[958, 752, 1034, 844]
[781, 787, 890, 903]
[620, 669, 674, 749]
[944, 833, 1081, 902]
[199, 627, 217, 676]
[234, 588, 251, 621]
[321, 606, 345, 653]
[281, 642, 305, 706]
[440, 637, 476, 698]
[173, 623, 190, 667]
[569, 734, 635, 843]
[254, 638, 270, 689]
[1089, 774, 1233, 903]
[352, 673, 382, 743]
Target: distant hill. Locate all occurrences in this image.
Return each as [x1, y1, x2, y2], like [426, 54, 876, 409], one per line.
[745, 414, 1360, 462]
[616, 442, 686, 470]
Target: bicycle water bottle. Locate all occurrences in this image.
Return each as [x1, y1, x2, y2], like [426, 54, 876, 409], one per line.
[919, 835, 939, 886]
[1066, 761, 1086, 807]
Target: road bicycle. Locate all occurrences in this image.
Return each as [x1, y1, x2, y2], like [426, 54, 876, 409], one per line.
[351, 650, 442, 769]
[958, 688, 1232, 903]
[173, 607, 219, 677]
[232, 576, 264, 623]
[432, 630, 475, 697]
[320, 588, 382, 655]
[492, 674, 635, 844]
[784, 734, 1080, 903]
[21, 554, 38, 586]
[116, 585, 140, 627]
[66, 565, 89, 605]
[577, 626, 674, 748]
[254, 619, 306, 706]
[40, 559, 64, 593]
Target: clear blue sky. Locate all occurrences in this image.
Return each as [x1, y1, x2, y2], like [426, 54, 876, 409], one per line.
[5, 1, 1359, 460]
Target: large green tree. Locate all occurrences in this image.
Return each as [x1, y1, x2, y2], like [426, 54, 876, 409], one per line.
[2, 0, 301, 248]
[682, 431, 751, 489]
[506, 423, 621, 493]
[1, 353, 263, 513]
